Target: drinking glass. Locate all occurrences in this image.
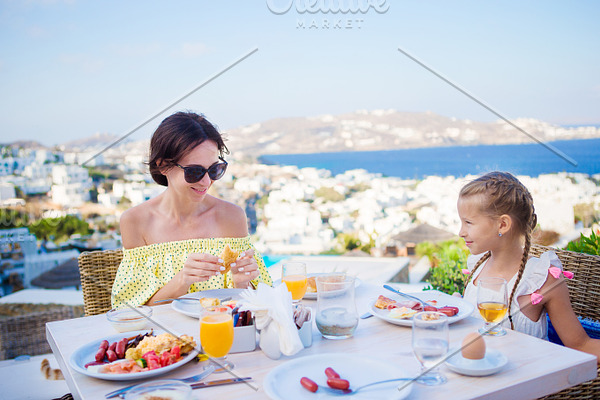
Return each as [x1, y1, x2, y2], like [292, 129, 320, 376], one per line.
[315, 273, 358, 339]
[412, 311, 449, 385]
[282, 262, 308, 303]
[200, 305, 234, 372]
[476, 277, 508, 336]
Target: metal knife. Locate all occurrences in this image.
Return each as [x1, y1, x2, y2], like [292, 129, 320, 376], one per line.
[105, 366, 217, 398]
[190, 377, 252, 389]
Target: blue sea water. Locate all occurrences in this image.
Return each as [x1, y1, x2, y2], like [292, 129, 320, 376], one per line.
[259, 138, 600, 179]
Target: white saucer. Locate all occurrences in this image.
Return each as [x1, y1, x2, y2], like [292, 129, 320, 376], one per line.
[445, 348, 508, 377]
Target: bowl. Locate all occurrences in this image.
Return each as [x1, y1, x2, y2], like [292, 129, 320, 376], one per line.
[106, 306, 153, 332]
[124, 380, 192, 400]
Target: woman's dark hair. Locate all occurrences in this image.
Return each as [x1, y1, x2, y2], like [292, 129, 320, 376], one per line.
[148, 111, 229, 186]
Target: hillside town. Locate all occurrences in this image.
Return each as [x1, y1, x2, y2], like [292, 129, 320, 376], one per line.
[1, 140, 598, 296]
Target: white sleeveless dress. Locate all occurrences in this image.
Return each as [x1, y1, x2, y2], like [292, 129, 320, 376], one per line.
[463, 250, 564, 340]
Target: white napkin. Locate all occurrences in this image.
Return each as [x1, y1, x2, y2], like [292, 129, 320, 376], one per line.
[239, 283, 304, 358]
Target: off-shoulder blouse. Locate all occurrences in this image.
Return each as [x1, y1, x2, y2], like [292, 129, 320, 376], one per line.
[111, 236, 273, 308]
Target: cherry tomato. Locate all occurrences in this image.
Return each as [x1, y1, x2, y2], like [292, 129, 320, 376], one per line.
[300, 377, 318, 393]
[327, 378, 350, 390]
[325, 367, 340, 379]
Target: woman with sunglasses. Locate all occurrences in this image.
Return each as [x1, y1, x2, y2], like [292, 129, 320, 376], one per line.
[111, 111, 272, 308]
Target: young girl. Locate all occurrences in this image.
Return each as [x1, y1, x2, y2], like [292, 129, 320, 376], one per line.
[459, 171, 600, 362]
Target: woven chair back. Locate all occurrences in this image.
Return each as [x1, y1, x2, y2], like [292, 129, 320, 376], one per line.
[530, 244, 600, 400]
[77, 249, 122, 316]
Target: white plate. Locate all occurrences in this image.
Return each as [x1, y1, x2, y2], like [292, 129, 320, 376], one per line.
[69, 330, 198, 381]
[273, 273, 362, 300]
[264, 353, 413, 400]
[445, 348, 508, 376]
[369, 291, 475, 327]
[170, 289, 245, 318]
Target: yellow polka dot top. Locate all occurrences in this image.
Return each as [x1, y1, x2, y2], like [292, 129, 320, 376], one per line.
[111, 236, 273, 308]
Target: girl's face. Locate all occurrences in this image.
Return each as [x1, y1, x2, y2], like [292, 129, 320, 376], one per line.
[164, 140, 220, 201]
[457, 195, 500, 255]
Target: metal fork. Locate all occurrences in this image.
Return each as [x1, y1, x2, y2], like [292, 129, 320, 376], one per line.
[105, 365, 216, 398]
[316, 376, 436, 396]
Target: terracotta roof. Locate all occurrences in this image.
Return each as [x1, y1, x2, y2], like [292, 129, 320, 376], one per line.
[391, 223, 456, 244]
[30, 258, 80, 289]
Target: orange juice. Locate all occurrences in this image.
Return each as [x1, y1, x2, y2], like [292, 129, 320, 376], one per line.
[283, 274, 308, 300]
[200, 313, 234, 358]
[478, 302, 508, 323]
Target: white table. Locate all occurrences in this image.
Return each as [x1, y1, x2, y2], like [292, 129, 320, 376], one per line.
[46, 284, 597, 400]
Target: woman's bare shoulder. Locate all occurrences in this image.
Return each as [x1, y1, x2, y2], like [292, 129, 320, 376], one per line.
[120, 202, 155, 248]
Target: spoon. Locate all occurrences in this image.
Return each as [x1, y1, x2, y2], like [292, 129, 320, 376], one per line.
[383, 285, 436, 308]
[153, 296, 232, 304]
[315, 376, 435, 396]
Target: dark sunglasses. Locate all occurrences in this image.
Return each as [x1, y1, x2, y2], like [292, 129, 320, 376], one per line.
[175, 157, 228, 183]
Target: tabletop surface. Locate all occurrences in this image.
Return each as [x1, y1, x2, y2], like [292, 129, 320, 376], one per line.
[46, 283, 597, 400]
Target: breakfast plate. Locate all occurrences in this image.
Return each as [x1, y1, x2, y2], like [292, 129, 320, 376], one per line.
[445, 348, 508, 376]
[369, 291, 474, 327]
[69, 330, 199, 381]
[273, 273, 362, 300]
[170, 288, 244, 318]
[263, 353, 413, 400]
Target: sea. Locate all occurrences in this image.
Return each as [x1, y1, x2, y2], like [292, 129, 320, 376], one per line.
[259, 138, 600, 179]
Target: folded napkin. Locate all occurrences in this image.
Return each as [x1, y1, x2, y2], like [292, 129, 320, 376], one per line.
[239, 283, 304, 358]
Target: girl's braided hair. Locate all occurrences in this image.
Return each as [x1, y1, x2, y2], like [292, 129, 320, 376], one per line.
[460, 172, 537, 329]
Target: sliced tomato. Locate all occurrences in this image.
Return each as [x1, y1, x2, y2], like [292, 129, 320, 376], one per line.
[145, 353, 161, 370]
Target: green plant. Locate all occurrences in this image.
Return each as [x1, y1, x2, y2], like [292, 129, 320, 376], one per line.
[565, 230, 600, 256]
[422, 239, 470, 295]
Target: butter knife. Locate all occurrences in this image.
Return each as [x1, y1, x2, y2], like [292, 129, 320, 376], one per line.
[191, 377, 252, 389]
[383, 284, 436, 308]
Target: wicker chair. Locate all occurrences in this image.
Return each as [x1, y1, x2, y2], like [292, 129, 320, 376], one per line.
[77, 249, 122, 316]
[530, 244, 600, 400]
[0, 304, 83, 360]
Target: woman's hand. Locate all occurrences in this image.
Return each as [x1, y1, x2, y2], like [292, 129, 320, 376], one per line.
[230, 249, 260, 288]
[146, 252, 223, 305]
[177, 252, 223, 288]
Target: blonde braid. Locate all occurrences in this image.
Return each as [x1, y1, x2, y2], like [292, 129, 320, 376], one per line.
[507, 186, 537, 330]
[463, 251, 491, 295]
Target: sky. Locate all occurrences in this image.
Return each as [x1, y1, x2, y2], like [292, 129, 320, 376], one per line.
[1, 0, 599, 146]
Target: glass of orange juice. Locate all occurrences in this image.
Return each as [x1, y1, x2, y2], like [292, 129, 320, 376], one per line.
[477, 277, 508, 336]
[282, 262, 308, 303]
[200, 305, 234, 372]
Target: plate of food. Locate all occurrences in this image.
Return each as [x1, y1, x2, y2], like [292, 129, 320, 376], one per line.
[274, 273, 362, 300]
[369, 291, 474, 327]
[263, 353, 413, 400]
[69, 330, 198, 381]
[170, 288, 244, 318]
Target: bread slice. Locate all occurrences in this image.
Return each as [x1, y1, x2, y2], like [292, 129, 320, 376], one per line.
[220, 244, 239, 274]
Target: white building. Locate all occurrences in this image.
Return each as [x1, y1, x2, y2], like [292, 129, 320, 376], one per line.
[50, 165, 93, 206]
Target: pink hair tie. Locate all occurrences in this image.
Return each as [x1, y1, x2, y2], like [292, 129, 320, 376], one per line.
[461, 269, 471, 275]
[531, 292, 543, 305]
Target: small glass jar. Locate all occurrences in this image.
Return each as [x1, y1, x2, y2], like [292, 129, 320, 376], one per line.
[124, 380, 192, 400]
[106, 306, 152, 332]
